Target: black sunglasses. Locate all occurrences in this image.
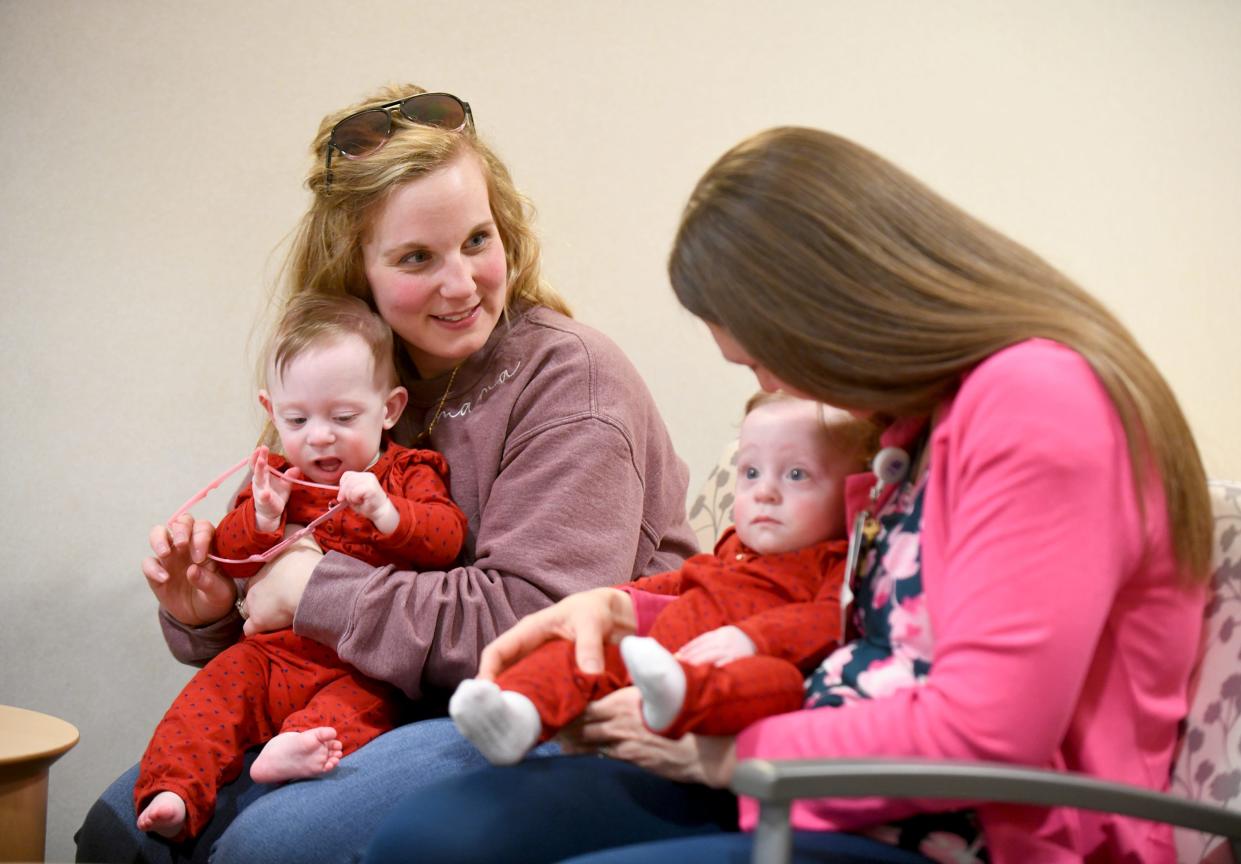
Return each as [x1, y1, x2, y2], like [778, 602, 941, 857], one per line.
[324, 92, 473, 191]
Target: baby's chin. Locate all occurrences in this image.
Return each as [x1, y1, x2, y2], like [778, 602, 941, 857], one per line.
[740, 527, 840, 556]
[738, 529, 793, 556]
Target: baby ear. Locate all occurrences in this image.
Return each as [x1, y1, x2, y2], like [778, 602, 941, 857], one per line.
[383, 386, 409, 430]
[258, 389, 274, 420]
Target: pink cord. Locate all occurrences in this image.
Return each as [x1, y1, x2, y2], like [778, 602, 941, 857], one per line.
[207, 499, 349, 565]
[167, 447, 347, 565]
[168, 456, 253, 524]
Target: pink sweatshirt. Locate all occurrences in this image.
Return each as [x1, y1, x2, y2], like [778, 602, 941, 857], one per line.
[693, 340, 1202, 862]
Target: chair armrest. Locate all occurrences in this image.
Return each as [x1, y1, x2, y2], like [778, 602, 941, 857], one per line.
[732, 757, 1241, 864]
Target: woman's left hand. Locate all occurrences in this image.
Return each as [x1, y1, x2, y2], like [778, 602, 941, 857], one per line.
[556, 686, 737, 788]
[478, 587, 635, 680]
[241, 531, 324, 635]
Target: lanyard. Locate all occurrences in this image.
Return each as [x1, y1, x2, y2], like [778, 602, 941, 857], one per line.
[840, 446, 912, 635]
[167, 448, 347, 565]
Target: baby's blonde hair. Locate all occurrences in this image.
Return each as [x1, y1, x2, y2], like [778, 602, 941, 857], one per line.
[744, 390, 878, 472]
[266, 293, 398, 390]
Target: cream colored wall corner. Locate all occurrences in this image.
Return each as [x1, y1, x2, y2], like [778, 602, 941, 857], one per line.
[2, 2, 1237, 859]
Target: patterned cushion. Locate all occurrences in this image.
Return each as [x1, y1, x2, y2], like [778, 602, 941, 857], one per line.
[688, 438, 738, 552]
[1174, 480, 1241, 864]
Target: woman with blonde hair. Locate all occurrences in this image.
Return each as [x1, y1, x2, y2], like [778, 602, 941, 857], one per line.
[365, 127, 1211, 863]
[76, 85, 697, 863]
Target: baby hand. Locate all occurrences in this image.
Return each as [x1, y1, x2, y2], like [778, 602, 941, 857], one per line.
[337, 471, 398, 534]
[675, 626, 756, 667]
[252, 446, 294, 532]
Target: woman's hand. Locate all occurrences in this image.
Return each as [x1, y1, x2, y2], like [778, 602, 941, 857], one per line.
[692, 733, 739, 789]
[142, 514, 236, 626]
[240, 531, 324, 636]
[555, 687, 738, 787]
[557, 688, 704, 780]
[478, 587, 636, 679]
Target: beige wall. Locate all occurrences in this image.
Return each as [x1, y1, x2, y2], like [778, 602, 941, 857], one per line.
[1, 1, 1237, 858]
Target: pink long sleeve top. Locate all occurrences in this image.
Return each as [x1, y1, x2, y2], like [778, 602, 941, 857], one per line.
[715, 340, 1205, 862]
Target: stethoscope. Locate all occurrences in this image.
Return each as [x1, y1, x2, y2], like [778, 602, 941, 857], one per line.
[839, 445, 912, 634]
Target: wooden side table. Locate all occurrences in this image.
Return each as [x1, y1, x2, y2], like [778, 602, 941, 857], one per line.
[0, 705, 79, 863]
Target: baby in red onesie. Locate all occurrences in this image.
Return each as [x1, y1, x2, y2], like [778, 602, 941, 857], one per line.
[135, 294, 466, 839]
[451, 392, 875, 764]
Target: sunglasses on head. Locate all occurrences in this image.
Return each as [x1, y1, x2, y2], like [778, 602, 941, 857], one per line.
[324, 92, 473, 192]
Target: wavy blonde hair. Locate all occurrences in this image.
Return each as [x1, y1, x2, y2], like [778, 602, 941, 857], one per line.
[256, 84, 570, 445]
[671, 127, 1211, 582]
[276, 82, 568, 330]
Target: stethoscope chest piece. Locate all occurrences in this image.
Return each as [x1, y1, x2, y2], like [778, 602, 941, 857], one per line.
[872, 447, 911, 488]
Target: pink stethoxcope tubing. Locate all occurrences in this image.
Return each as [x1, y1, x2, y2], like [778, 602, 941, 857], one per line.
[167, 447, 348, 565]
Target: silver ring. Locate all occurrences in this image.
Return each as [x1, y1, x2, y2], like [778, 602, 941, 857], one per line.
[236, 596, 248, 620]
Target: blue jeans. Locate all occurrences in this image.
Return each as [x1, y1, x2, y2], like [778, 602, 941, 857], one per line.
[75, 717, 557, 864]
[364, 756, 933, 864]
[365, 755, 737, 864]
[559, 833, 935, 863]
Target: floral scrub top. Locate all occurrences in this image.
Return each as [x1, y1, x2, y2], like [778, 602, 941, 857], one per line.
[804, 450, 989, 864]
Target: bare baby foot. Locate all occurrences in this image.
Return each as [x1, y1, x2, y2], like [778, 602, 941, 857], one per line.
[136, 790, 187, 838]
[250, 727, 343, 784]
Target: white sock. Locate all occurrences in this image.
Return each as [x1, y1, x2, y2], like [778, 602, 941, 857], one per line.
[620, 636, 687, 733]
[449, 678, 541, 765]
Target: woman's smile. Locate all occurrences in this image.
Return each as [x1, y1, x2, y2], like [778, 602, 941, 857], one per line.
[431, 303, 482, 327]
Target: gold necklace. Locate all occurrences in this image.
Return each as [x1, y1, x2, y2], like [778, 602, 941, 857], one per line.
[413, 364, 461, 443]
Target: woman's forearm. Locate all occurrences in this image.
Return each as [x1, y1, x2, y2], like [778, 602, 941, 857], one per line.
[295, 420, 663, 698]
[159, 606, 245, 666]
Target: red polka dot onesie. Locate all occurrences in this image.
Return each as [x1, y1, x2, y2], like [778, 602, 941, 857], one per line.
[134, 443, 466, 840]
[495, 527, 847, 741]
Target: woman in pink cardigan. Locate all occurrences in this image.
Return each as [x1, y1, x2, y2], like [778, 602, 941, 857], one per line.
[364, 127, 1214, 864]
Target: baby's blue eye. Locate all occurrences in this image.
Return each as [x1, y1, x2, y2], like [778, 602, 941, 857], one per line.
[788, 468, 806, 481]
[286, 417, 306, 428]
[743, 466, 759, 480]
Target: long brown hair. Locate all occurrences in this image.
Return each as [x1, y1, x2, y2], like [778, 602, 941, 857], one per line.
[671, 127, 1211, 582]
